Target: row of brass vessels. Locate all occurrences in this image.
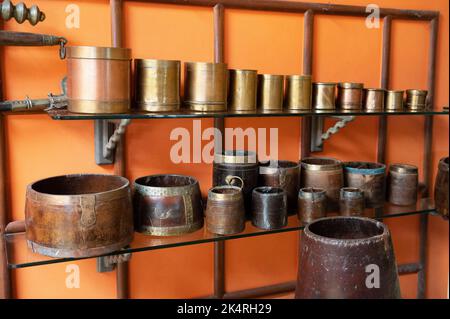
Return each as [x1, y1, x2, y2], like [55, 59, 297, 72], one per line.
[65, 46, 428, 114]
[25, 152, 449, 260]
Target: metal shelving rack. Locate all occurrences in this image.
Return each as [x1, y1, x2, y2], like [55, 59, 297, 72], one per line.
[0, 0, 445, 300]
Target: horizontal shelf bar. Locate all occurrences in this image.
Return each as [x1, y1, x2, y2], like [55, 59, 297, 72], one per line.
[129, 0, 439, 20]
[47, 108, 449, 121]
[4, 198, 435, 269]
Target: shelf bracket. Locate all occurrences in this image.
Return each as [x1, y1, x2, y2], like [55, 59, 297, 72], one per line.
[95, 119, 131, 165]
[96, 250, 132, 273]
[310, 115, 355, 152]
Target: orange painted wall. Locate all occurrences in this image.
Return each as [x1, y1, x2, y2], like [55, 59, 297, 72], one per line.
[1, 0, 448, 299]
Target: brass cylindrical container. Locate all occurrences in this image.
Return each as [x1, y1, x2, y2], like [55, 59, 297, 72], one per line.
[66, 46, 131, 114]
[385, 90, 404, 110]
[25, 174, 134, 258]
[184, 62, 228, 112]
[134, 59, 180, 112]
[257, 74, 284, 111]
[406, 89, 428, 110]
[435, 157, 449, 219]
[344, 162, 386, 208]
[298, 187, 327, 225]
[251, 187, 287, 230]
[206, 182, 246, 235]
[285, 75, 312, 110]
[229, 69, 257, 112]
[300, 157, 343, 212]
[213, 151, 259, 219]
[364, 88, 385, 111]
[339, 187, 365, 216]
[258, 160, 300, 215]
[312, 82, 336, 110]
[337, 82, 364, 110]
[388, 164, 418, 206]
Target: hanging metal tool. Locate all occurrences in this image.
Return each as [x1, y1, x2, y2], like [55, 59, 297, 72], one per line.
[0, 0, 45, 25]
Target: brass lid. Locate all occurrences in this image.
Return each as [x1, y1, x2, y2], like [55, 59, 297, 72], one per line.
[214, 150, 257, 164]
[338, 82, 364, 89]
[300, 157, 342, 171]
[386, 90, 404, 94]
[185, 61, 227, 70]
[66, 46, 131, 60]
[135, 59, 180, 68]
[258, 74, 284, 81]
[259, 160, 299, 174]
[229, 69, 257, 74]
[313, 82, 337, 87]
[208, 185, 242, 201]
[286, 74, 312, 80]
[298, 187, 326, 200]
[406, 89, 428, 96]
[389, 164, 418, 174]
[364, 88, 385, 92]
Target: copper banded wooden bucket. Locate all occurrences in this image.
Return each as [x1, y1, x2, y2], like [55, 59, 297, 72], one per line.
[66, 46, 131, 114]
[25, 174, 133, 258]
[133, 174, 203, 236]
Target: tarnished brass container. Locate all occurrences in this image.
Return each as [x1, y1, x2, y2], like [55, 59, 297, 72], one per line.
[206, 180, 245, 235]
[385, 90, 404, 110]
[388, 164, 418, 206]
[406, 89, 428, 110]
[337, 82, 364, 110]
[339, 187, 365, 216]
[134, 59, 180, 112]
[312, 82, 336, 110]
[25, 174, 133, 258]
[300, 157, 343, 212]
[134, 175, 203, 236]
[251, 187, 287, 230]
[434, 157, 449, 219]
[66, 46, 131, 114]
[184, 62, 228, 112]
[213, 151, 259, 219]
[229, 69, 257, 112]
[298, 188, 327, 225]
[257, 74, 284, 111]
[344, 162, 386, 208]
[364, 88, 385, 111]
[295, 216, 401, 299]
[285, 75, 312, 110]
[258, 160, 300, 215]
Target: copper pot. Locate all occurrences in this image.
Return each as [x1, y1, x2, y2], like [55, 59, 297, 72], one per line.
[339, 187, 365, 216]
[66, 46, 131, 114]
[285, 75, 312, 110]
[258, 160, 300, 215]
[406, 89, 428, 110]
[134, 59, 180, 112]
[337, 82, 364, 110]
[257, 74, 284, 111]
[184, 62, 228, 112]
[134, 174, 203, 236]
[206, 177, 245, 235]
[434, 157, 449, 218]
[388, 164, 418, 206]
[251, 186, 287, 230]
[228, 69, 257, 112]
[25, 174, 133, 258]
[312, 82, 336, 110]
[385, 90, 404, 110]
[298, 187, 327, 224]
[344, 162, 386, 208]
[295, 216, 401, 299]
[364, 88, 385, 111]
[300, 157, 343, 212]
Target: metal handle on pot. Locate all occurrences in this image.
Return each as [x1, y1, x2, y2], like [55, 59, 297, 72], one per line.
[80, 196, 97, 228]
[225, 175, 244, 190]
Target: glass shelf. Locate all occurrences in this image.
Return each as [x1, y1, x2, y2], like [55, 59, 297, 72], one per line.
[47, 108, 449, 120]
[4, 198, 435, 269]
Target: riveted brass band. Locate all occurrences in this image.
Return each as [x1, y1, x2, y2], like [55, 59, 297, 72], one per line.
[214, 151, 258, 164]
[138, 221, 203, 236]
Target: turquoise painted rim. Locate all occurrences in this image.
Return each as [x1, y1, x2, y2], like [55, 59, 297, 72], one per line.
[344, 162, 386, 175]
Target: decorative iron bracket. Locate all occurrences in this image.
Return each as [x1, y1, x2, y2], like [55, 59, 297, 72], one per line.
[95, 119, 131, 165]
[96, 250, 132, 273]
[311, 115, 355, 152]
